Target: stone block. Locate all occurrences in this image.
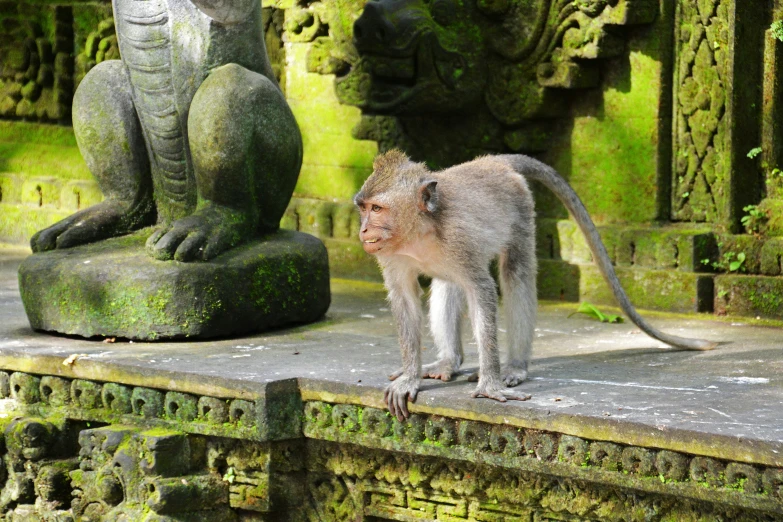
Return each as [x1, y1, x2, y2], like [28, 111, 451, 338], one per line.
[0, 174, 22, 204]
[18, 228, 330, 340]
[537, 259, 580, 302]
[71, 379, 103, 409]
[59, 180, 103, 211]
[714, 274, 783, 319]
[579, 264, 714, 313]
[21, 177, 62, 208]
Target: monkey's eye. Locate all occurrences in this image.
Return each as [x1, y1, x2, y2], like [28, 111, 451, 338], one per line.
[371, 204, 382, 213]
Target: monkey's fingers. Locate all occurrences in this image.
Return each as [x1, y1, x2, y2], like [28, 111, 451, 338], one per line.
[388, 368, 403, 381]
[504, 392, 532, 401]
[396, 393, 410, 421]
[471, 388, 507, 402]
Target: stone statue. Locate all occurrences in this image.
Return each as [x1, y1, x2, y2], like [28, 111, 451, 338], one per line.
[19, 0, 329, 340]
[30, 0, 303, 262]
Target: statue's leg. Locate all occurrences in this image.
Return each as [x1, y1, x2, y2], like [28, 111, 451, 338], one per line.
[31, 60, 154, 252]
[146, 63, 302, 262]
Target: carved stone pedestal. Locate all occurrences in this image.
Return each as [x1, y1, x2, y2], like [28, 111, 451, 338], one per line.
[17, 228, 330, 340]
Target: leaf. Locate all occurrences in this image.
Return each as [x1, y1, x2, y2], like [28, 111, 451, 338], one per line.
[747, 147, 762, 159]
[772, 20, 783, 42]
[568, 302, 624, 323]
[729, 252, 746, 272]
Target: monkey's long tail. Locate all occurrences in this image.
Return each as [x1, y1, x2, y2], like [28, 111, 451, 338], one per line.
[499, 155, 717, 351]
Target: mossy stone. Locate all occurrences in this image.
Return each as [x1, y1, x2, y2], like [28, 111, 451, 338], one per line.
[18, 228, 330, 340]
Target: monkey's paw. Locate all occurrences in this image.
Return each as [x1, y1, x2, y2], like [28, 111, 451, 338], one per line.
[421, 360, 460, 381]
[501, 364, 528, 387]
[471, 383, 532, 403]
[384, 377, 420, 421]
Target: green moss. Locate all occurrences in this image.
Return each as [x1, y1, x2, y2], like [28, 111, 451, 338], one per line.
[0, 122, 90, 181]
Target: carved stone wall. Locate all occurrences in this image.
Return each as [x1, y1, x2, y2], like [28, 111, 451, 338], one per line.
[0, 370, 779, 520]
[0, 1, 115, 124]
[671, 0, 729, 223]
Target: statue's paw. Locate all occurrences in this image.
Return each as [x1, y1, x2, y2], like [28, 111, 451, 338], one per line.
[146, 206, 249, 262]
[501, 363, 528, 388]
[384, 376, 420, 421]
[421, 360, 460, 382]
[31, 202, 139, 252]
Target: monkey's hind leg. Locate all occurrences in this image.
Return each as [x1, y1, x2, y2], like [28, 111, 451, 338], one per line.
[499, 239, 537, 387]
[424, 279, 465, 381]
[466, 274, 532, 403]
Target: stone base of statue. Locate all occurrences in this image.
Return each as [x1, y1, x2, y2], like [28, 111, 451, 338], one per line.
[18, 229, 330, 341]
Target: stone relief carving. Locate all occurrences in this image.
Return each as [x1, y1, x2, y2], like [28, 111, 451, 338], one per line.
[672, 0, 729, 223]
[0, 5, 74, 122]
[0, 373, 778, 519]
[299, 0, 657, 167]
[302, 401, 783, 509]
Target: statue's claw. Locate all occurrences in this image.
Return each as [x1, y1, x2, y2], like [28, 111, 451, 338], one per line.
[31, 202, 149, 253]
[146, 204, 250, 262]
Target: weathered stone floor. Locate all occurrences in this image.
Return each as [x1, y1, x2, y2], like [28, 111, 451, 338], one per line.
[1, 246, 781, 466]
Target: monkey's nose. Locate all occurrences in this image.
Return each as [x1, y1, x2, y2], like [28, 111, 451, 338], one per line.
[354, 2, 393, 49]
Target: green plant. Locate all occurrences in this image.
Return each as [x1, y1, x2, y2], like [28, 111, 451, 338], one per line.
[729, 252, 746, 272]
[718, 290, 729, 299]
[747, 147, 762, 159]
[741, 205, 768, 234]
[568, 302, 623, 323]
[704, 251, 746, 273]
[772, 20, 783, 42]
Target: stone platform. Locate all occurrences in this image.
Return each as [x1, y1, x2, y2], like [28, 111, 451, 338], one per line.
[0, 248, 782, 520]
[17, 228, 330, 340]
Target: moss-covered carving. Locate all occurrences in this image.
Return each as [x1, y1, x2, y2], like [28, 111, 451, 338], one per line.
[0, 371, 780, 519]
[671, 0, 729, 223]
[0, 4, 74, 122]
[303, 0, 656, 168]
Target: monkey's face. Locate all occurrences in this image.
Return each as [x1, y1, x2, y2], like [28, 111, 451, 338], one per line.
[356, 197, 396, 255]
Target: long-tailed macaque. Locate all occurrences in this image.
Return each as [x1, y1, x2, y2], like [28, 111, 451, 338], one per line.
[354, 150, 717, 420]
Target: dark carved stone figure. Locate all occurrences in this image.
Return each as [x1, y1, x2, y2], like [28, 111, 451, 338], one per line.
[320, 0, 656, 167]
[30, 0, 303, 262]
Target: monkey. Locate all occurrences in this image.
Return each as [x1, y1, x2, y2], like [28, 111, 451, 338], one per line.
[354, 150, 717, 421]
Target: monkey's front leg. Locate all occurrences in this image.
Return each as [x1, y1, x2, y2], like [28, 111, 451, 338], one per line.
[389, 279, 465, 382]
[383, 264, 424, 421]
[467, 276, 532, 403]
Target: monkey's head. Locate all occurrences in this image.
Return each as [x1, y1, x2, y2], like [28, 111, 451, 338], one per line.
[354, 150, 437, 255]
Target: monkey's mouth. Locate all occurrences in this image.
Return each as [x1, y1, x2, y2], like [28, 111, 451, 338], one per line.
[362, 237, 386, 255]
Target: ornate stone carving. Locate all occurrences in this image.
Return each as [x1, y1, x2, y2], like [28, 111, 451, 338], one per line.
[0, 376, 778, 519]
[71, 425, 234, 520]
[300, 0, 657, 166]
[672, 0, 729, 222]
[0, 4, 74, 122]
[302, 400, 783, 511]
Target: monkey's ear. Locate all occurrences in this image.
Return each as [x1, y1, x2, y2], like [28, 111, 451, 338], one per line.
[418, 180, 438, 213]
